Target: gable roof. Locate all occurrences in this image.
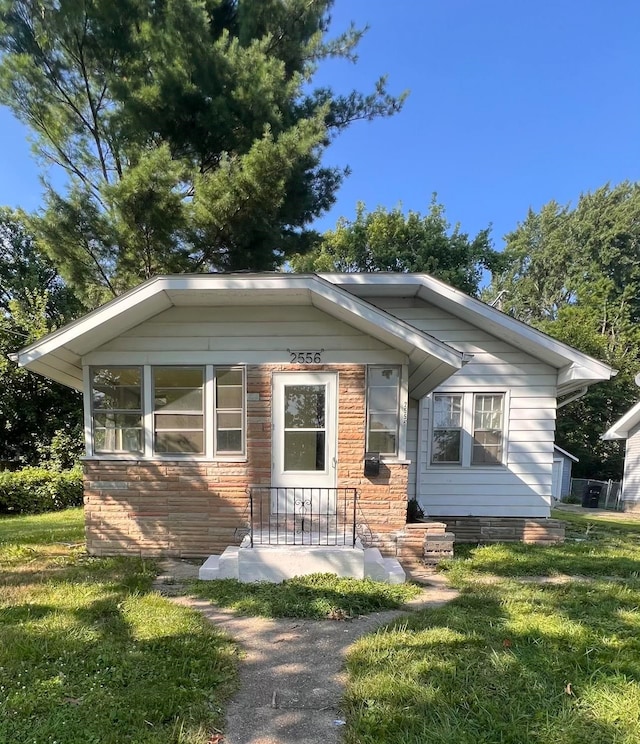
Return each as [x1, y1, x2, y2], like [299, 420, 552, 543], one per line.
[10, 274, 467, 395]
[602, 401, 640, 440]
[322, 273, 616, 396]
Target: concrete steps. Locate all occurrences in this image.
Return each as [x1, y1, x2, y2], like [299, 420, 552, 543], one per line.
[198, 544, 405, 584]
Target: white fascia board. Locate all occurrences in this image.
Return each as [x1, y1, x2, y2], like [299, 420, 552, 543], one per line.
[324, 272, 616, 383]
[15, 278, 174, 365]
[602, 400, 640, 440]
[13, 273, 465, 388]
[308, 276, 464, 369]
[553, 444, 579, 462]
[13, 274, 309, 369]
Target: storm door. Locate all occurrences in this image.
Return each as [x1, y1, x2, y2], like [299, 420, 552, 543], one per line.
[271, 371, 337, 514]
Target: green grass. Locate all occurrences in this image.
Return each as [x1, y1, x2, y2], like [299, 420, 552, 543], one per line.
[0, 506, 85, 545]
[343, 510, 640, 744]
[0, 510, 238, 744]
[190, 573, 422, 619]
[439, 508, 640, 581]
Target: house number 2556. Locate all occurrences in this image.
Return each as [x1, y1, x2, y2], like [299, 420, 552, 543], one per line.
[288, 349, 324, 364]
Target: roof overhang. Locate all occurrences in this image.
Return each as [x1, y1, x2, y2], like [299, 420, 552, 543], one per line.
[11, 274, 467, 395]
[553, 444, 579, 462]
[602, 401, 640, 441]
[321, 273, 616, 396]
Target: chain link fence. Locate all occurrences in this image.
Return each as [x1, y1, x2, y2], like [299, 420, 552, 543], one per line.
[564, 478, 623, 510]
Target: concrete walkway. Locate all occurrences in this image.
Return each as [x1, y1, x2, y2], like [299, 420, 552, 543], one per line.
[154, 562, 458, 744]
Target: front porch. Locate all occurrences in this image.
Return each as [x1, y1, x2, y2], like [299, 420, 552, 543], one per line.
[198, 484, 408, 583]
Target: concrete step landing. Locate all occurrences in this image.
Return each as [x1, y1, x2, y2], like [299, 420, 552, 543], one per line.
[198, 544, 405, 584]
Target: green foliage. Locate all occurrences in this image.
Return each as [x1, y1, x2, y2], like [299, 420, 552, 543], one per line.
[0, 466, 83, 515]
[0, 0, 406, 305]
[292, 199, 502, 296]
[486, 182, 640, 478]
[191, 573, 421, 619]
[0, 209, 83, 465]
[0, 512, 238, 744]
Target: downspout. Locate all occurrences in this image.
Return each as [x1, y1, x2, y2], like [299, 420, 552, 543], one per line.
[415, 395, 426, 513]
[557, 386, 588, 409]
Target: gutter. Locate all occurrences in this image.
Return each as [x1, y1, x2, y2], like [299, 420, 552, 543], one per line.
[557, 386, 588, 409]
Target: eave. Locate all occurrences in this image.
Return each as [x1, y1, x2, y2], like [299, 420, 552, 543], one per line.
[602, 400, 640, 441]
[11, 274, 467, 395]
[322, 273, 616, 395]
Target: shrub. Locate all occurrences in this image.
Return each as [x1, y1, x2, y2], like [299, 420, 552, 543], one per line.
[0, 466, 83, 514]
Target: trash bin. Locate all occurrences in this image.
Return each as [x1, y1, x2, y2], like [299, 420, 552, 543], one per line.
[581, 484, 602, 509]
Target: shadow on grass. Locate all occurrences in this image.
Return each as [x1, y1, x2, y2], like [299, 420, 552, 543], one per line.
[0, 549, 237, 744]
[344, 581, 640, 744]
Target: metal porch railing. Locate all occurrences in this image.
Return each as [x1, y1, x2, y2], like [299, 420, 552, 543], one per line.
[247, 486, 358, 547]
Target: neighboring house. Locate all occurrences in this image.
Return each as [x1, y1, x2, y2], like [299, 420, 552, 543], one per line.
[602, 402, 640, 512]
[552, 445, 578, 501]
[11, 273, 615, 564]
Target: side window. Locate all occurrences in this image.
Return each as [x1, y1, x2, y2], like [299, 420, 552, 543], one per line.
[91, 367, 143, 454]
[366, 366, 400, 456]
[429, 391, 506, 467]
[215, 367, 245, 455]
[153, 366, 205, 454]
[472, 394, 504, 466]
[431, 393, 463, 464]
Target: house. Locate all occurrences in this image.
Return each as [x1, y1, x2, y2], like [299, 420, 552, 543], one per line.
[552, 445, 578, 501]
[602, 400, 640, 512]
[11, 273, 615, 579]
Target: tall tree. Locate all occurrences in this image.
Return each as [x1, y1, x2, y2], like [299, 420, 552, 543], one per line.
[0, 0, 405, 307]
[292, 200, 502, 296]
[486, 182, 640, 479]
[0, 209, 84, 465]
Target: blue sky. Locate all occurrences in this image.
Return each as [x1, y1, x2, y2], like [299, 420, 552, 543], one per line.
[1, 1, 639, 252]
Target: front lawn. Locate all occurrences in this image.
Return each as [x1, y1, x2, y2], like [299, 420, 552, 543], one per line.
[343, 510, 640, 744]
[0, 508, 238, 744]
[190, 573, 422, 619]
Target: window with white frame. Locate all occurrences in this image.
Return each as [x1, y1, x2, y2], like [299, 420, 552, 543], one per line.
[91, 367, 143, 454]
[215, 367, 245, 455]
[153, 366, 205, 454]
[431, 393, 463, 464]
[89, 365, 246, 458]
[366, 366, 401, 457]
[472, 393, 504, 465]
[430, 392, 505, 467]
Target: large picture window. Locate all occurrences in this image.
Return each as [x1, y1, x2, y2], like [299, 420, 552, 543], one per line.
[88, 365, 246, 458]
[91, 367, 143, 454]
[430, 391, 505, 467]
[366, 366, 401, 457]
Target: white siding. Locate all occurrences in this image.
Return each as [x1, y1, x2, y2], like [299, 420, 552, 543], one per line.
[623, 424, 640, 509]
[83, 305, 406, 366]
[364, 296, 557, 518]
[406, 398, 419, 500]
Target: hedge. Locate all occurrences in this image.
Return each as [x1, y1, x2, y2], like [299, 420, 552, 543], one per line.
[0, 466, 83, 515]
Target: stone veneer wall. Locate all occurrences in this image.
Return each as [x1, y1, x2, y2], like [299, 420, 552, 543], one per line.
[395, 522, 455, 570]
[438, 517, 565, 545]
[84, 364, 409, 558]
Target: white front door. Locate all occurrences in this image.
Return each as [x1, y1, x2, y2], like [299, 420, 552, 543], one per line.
[272, 371, 337, 513]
